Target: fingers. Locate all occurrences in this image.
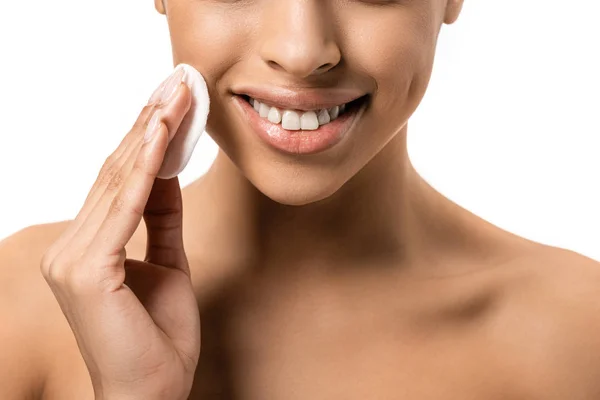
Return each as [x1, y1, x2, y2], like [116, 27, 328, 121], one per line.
[73, 66, 189, 225]
[62, 82, 191, 253]
[38, 66, 201, 397]
[117, 84, 192, 182]
[84, 104, 158, 207]
[143, 176, 189, 273]
[86, 120, 170, 265]
[83, 83, 192, 281]
[42, 75, 191, 278]
[154, 83, 193, 142]
[44, 104, 161, 266]
[87, 82, 192, 239]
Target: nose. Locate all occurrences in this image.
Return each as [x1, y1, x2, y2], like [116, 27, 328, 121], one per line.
[259, 1, 342, 79]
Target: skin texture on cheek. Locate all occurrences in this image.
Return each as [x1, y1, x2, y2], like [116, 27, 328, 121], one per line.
[167, 7, 243, 78]
[164, 2, 252, 149]
[339, 2, 439, 135]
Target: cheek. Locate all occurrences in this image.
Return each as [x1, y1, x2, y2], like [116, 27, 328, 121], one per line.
[166, 5, 252, 145]
[167, 6, 247, 81]
[164, 6, 252, 155]
[344, 10, 438, 113]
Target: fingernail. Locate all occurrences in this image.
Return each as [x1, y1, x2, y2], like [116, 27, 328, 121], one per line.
[144, 112, 161, 143]
[147, 77, 168, 106]
[146, 65, 186, 106]
[160, 65, 186, 104]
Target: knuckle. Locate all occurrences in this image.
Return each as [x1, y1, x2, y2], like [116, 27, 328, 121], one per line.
[107, 194, 144, 222]
[66, 266, 94, 294]
[103, 153, 118, 169]
[134, 104, 158, 130]
[76, 253, 126, 293]
[142, 103, 158, 116]
[98, 161, 118, 188]
[43, 254, 69, 287]
[99, 154, 116, 177]
[144, 210, 181, 231]
[109, 195, 127, 217]
[106, 169, 125, 193]
[39, 247, 55, 276]
[133, 155, 156, 180]
[96, 269, 126, 293]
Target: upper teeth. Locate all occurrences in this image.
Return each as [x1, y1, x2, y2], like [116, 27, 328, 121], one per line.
[249, 97, 347, 130]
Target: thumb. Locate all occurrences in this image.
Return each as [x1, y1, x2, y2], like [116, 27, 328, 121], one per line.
[143, 176, 189, 273]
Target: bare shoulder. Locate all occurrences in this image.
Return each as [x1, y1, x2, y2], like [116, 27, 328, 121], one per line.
[493, 245, 600, 399]
[0, 221, 86, 400]
[512, 245, 600, 315]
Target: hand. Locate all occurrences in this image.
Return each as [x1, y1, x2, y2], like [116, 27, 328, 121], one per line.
[40, 66, 201, 400]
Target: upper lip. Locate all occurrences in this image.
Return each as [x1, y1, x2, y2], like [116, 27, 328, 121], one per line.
[232, 85, 366, 111]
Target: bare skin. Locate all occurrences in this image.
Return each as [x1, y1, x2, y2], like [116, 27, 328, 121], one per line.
[2, 0, 600, 399]
[2, 179, 600, 400]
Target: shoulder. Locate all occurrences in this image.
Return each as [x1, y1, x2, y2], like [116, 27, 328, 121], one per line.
[0, 221, 77, 399]
[513, 245, 600, 314]
[496, 245, 600, 398]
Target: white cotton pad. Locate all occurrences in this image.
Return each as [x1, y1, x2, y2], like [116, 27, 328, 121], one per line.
[157, 63, 210, 179]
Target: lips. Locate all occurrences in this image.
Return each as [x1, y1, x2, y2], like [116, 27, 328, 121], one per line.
[231, 84, 366, 111]
[233, 93, 369, 155]
[241, 94, 368, 130]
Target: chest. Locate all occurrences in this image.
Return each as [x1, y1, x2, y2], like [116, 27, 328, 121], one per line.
[186, 277, 521, 400]
[189, 319, 519, 400]
[54, 267, 534, 400]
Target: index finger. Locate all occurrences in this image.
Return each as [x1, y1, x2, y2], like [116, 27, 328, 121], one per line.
[86, 118, 170, 260]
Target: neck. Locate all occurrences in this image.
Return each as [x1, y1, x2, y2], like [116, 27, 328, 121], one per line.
[182, 125, 514, 276]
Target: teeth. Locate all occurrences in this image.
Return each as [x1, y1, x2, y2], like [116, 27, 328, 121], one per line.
[259, 103, 270, 118]
[329, 106, 339, 120]
[300, 111, 319, 130]
[317, 109, 331, 125]
[267, 107, 282, 124]
[282, 110, 301, 130]
[248, 97, 351, 130]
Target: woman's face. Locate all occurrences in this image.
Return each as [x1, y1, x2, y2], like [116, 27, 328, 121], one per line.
[156, 0, 463, 205]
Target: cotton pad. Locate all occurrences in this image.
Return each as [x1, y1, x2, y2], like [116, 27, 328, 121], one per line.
[157, 63, 210, 179]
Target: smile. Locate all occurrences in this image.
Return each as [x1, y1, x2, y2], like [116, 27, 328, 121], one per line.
[246, 96, 350, 130]
[234, 94, 369, 155]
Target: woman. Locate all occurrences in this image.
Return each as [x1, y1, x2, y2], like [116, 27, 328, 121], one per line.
[2, 1, 600, 399]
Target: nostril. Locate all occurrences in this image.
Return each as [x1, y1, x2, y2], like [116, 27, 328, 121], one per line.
[266, 59, 335, 76]
[315, 62, 335, 74]
[267, 60, 284, 71]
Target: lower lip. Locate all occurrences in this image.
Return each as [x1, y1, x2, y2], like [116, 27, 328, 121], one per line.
[233, 95, 366, 155]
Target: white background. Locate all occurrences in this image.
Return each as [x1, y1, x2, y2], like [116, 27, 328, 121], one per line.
[0, 1, 598, 261]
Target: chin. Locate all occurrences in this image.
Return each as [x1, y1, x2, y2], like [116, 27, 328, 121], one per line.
[248, 168, 349, 207]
